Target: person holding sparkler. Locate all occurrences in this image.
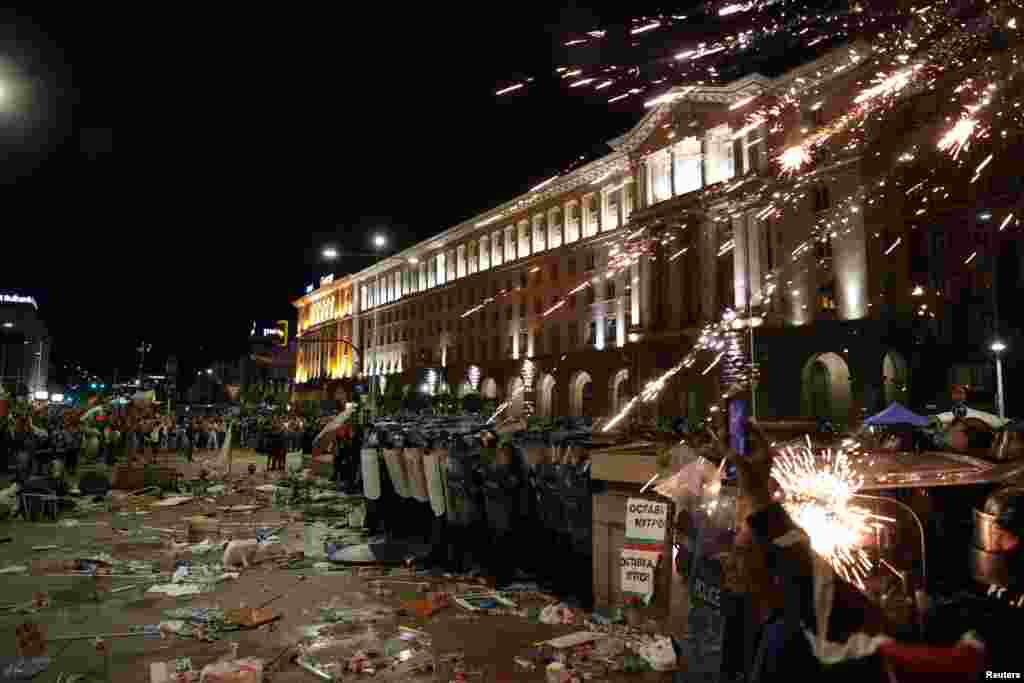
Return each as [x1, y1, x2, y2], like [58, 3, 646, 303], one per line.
[720, 421, 988, 683]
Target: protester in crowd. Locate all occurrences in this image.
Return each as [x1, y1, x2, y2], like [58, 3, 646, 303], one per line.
[722, 421, 991, 682]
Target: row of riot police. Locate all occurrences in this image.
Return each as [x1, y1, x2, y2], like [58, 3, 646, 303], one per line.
[358, 426, 597, 606]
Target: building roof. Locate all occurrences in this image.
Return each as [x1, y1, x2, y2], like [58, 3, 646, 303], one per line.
[293, 42, 867, 311]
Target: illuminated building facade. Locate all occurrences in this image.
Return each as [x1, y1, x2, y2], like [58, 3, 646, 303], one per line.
[294, 45, 1023, 424]
[0, 292, 51, 396]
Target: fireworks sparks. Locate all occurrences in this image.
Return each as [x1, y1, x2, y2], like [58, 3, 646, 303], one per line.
[771, 444, 882, 589]
[777, 145, 812, 175]
[853, 68, 916, 104]
[937, 116, 978, 159]
[488, 385, 524, 423]
[602, 311, 751, 432]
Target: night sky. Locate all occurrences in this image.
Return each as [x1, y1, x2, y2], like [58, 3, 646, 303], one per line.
[0, 2, 857, 383]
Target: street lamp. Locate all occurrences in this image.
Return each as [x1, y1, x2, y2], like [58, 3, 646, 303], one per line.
[2, 322, 12, 329]
[991, 340, 1007, 419]
[322, 247, 339, 260]
[373, 233, 387, 249]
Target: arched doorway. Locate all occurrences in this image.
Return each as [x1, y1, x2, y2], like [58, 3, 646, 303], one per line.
[801, 352, 852, 426]
[480, 377, 498, 399]
[507, 377, 524, 418]
[570, 371, 594, 417]
[537, 374, 556, 418]
[883, 351, 909, 405]
[609, 369, 631, 414]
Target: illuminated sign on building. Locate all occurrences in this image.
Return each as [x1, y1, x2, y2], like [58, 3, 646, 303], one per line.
[263, 328, 284, 338]
[320, 274, 335, 287]
[0, 294, 38, 309]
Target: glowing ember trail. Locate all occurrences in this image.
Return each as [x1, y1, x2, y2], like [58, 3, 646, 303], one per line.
[602, 315, 736, 432]
[488, 385, 525, 423]
[937, 116, 977, 159]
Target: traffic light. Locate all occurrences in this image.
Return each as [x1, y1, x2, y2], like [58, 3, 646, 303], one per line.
[274, 320, 289, 347]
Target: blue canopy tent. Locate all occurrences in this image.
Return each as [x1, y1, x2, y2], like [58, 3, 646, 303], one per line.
[864, 402, 930, 427]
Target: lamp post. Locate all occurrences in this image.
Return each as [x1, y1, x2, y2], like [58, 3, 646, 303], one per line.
[991, 340, 1007, 419]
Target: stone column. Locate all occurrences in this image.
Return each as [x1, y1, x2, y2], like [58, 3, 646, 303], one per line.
[702, 218, 718, 318]
[669, 147, 677, 198]
[733, 214, 749, 310]
[634, 161, 646, 211]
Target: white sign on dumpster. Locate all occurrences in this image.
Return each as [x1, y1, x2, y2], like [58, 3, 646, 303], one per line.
[620, 548, 660, 605]
[624, 498, 669, 545]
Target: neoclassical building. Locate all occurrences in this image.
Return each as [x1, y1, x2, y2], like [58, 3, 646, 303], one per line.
[294, 43, 1022, 425]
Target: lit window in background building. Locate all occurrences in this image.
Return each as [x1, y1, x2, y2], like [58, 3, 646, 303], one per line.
[586, 195, 599, 237]
[705, 124, 735, 185]
[674, 136, 703, 195]
[650, 151, 672, 203]
[606, 190, 620, 231]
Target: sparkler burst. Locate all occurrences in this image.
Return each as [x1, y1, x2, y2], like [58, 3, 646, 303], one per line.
[937, 116, 978, 159]
[777, 145, 813, 175]
[771, 444, 882, 589]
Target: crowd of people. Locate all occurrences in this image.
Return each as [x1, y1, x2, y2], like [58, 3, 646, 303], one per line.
[0, 402, 234, 479]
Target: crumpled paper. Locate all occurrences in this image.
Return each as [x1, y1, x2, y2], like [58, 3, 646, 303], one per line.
[539, 603, 576, 625]
[635, 636, 677, 671]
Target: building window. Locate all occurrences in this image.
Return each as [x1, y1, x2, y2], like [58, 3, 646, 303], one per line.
[650, 151, 672, 203]
[818, 280, 837, 313]
[536, 331, 544, 356]
[519, 221, 531, 258]
[607, 281, 616, 300]
[568, 256, 576, 276]
[549, 208, 563, 248]
[586, 196, 600, 237]
[520, 271, 528, 289]
[673, 136, 703, 195]
[705, 124, 735, 185]
[550, 327, 561, 356]
[519, 333, 529, 357]
[551, 262, 559, 282]
[585, 251, 596, 271]
[747, 132, 761, 174]
[566, 203, 580, 243]
[506, 305, 513, 320]
[505, 227, 516, 262]
[606, 317, 617, 346]
[588, 321, 598, 346]
[569, 321, 579, 348]
[519, 301, 527, 318]
[606, 191, 620, 230]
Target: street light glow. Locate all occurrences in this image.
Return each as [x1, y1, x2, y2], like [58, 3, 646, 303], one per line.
[373, 234, 387, 249]
[1, 322, 12, 328]
[322, 247, 338, 259]
[991, 341, 1007, 353]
